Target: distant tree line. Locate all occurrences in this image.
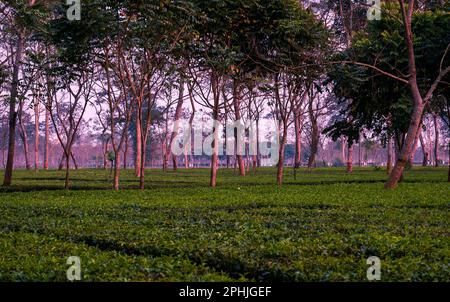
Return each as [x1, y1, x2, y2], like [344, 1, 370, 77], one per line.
[0, 0, 448, 190]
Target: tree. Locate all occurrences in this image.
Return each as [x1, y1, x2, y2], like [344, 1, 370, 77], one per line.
[47, 73, 93, 189]
[378, 1, 449, 188]
[326, 2, 449, 188]
[1, 0, 42, 185]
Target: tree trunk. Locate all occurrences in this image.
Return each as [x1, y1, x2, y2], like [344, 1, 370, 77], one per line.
[184, 152, 189, 169]
[277, 125, 288, 186]
[135, 113, 142, 177]
[307, 102, 319, 170]
[185, 107, 195, 170]
[294, 112, 302, 168]
[341, 138, 346, 164]
[34, 95, 39, 171]
[210, 152, 219, 187]
[386, 4, 426, 189]
[447, 142, 450, 182]
[233, 79, 245, 177]
[419, 130, 428, 166]
[1, 131, 6, 168]
[358, 137, 362, 167]
[172, 151, 178, 170]
[113, 152, 121, 190]
[103, 139, 108, 169]
[433, 114, 440, 167]
[18, 102, 31, 170]
[123, 134, 128, 170]
[71, 151, 78, 170]
[58, 154, 65, 170]
[64, 150, 70, 189]
[347, 144, 353, 173]
[139, 138, 146, 190]
[210, 73, 220, 188]
[138, 106, 151, 190]
[44, 71, 51, 170]
[162, 138, 168, 172]
[385, 100, 424, 188]
[256, 119, 261, 168]
[387, 137, 393, 174]
[169, 79, 185, 171]
[3, 31, 24, 186]
[408, 130, 420, 168]
[224, 120, 230, 169]
[210, 115, 220, 187]
[393, 135, 405, 182]
[2, 140, 5, 169]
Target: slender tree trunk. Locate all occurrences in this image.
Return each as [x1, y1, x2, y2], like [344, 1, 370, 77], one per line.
[307, 103, 319, 170]
[18, 103, 31, 170]
[233, 79, 245, 176]
[433, 114, 440, 167]
[225, 125, 230, 169]
[224, 116, 229, 169]
[139, 139, 146, 190]
[162, 138, 168, 172]
[358, 139, 362, 167]
[185, 106, 195, 170]
[44, 94, 50, 170]
[184, 151, 189, 169]
[210, 73, 220, 188]
[170, 79, 185, 171]
[387, 137, 393, 174]
[43, 48, 52, 171]
[447, 142, 450, 182]
[172, 151, 177, 170]
[139, 107, 151, 190]
[1, 132, 6, 168]
[135, 113, 142, 177]
[70, 151, 78, 170]
[3, 31, 24, 186]
[58, 154, 65, 170]
[277, 125, 288, 186]
[103, 139, 108, 169]
[210, 116, 220, 187]
[294, 112, 302, 168]
[419, 130, 428, 166]
[113, 152, 121, 190]
[2, 141, 5, 169]
[64, 149, 70, 189]
[256, 119, 261, 168]
[59, 151, 77, 170]
[347, 144, 353, 173]
[123, 134, 128, 170]
[34, 96, 39, 171]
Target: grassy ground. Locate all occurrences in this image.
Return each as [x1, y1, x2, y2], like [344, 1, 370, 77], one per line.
[0, 167, 449, 281]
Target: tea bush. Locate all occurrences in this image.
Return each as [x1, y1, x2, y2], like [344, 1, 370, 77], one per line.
[0, 168, 448, 281]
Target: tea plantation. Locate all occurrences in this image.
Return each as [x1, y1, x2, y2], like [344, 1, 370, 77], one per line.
[0, 167, 449, 281]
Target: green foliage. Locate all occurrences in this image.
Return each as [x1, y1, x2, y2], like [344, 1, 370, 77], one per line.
[190, 0, 328, 78]
[325, 5, 450, 144]
[0, 168, 448, 281]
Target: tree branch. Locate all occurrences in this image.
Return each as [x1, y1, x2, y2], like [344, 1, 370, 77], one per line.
[339, 61, 409, 84]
